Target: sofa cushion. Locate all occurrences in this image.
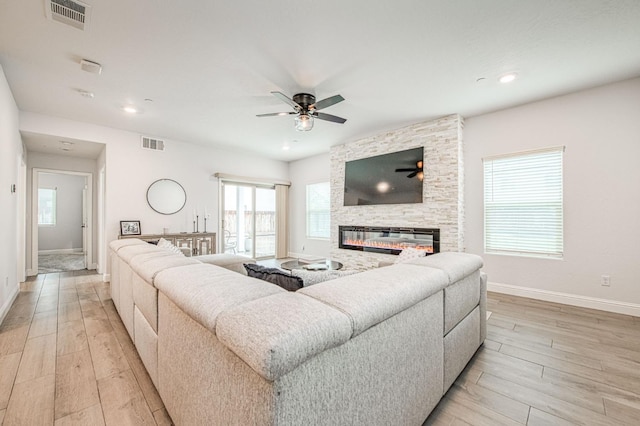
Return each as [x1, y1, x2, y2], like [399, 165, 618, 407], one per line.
[118, 244, 169, 263]
[244, 264, 303, 291]
[130, 253, 200, 285]
[197, 253, 256, 275]
[291, 268, 359, 286]
[216, 292, 352, 381]
[405, 253, 483, 334]
[404, 252, 483, 284]
[300, 264, 448, 337]
[154, 263, 285, 333]
[109, 238, 148, 252]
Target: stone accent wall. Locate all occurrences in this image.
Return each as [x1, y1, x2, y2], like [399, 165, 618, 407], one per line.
[330, 114, 464, 269]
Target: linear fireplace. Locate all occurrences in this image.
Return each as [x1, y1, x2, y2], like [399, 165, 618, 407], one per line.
[339, 226, 440, 255]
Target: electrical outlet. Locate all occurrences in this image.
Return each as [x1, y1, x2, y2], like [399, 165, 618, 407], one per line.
[601, 275, 611, 287]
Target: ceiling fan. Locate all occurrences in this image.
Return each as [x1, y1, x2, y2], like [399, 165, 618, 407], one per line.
[257, 91, 347, 131]
[395, 160, 424, 180]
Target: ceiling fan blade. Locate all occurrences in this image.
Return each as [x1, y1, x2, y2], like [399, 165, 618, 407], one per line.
[407, 171, 418, 178]
[256, 112, 297, 117]
[271, 91, 302, 111]
[313, 112, 347, 124]
[311, 94, 345, 111]
[395, 168, 416, 172]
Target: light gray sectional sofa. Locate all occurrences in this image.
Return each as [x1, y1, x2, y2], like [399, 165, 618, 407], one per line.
[109, 238, 487, 425]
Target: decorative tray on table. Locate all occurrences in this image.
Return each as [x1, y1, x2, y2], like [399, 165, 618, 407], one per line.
[302, 263, 329, 271]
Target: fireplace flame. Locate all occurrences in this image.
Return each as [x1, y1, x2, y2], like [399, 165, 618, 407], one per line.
[344, 239, 434, 253]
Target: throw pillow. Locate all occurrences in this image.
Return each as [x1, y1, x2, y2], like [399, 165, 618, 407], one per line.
[291, 269, 358, 286]
[243, 263, 303, 291]
[157, 238, 184, 256]
[394, 247, 426, 264]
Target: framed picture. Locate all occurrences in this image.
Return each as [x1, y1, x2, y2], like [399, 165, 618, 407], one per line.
[120, 220, 141, 236]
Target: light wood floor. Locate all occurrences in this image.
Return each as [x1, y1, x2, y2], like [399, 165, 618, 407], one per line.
[426, 293, 640, 425]
[0, 271, 172, 426]
[2, 272, 640, 425]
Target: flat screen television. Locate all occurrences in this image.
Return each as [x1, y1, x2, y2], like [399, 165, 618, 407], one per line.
[343, 147, 424, 206]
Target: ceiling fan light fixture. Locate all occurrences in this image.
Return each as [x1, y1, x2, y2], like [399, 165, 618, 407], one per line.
[295, 114, 314, 131]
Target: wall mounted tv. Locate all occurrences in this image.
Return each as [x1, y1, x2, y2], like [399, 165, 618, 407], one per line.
[343, 147, 424, 206]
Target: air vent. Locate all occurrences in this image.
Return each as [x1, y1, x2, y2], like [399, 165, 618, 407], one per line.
[141, 136, 165, 152]
[45, 0, 91, 31]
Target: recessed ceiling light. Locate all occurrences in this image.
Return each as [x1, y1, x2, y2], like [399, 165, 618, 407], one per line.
[123, 105, 138, 114]
[282, 145, 290, 151]
[376, 181, 390, 193]
[499, 73, 518, 84]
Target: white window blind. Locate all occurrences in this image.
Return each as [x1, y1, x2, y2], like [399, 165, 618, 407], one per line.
[483, 147, 564, 258]
[306, 182, 330, 239]
[38, 188, 57, 226]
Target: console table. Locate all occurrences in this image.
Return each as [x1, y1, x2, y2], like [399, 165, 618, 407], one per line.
[119, 232, 216, 256]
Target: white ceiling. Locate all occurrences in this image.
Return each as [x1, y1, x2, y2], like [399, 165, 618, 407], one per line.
[2, 0, 640, 162]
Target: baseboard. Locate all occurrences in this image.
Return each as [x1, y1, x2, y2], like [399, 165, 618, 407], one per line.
[103, 273, 110, 283]
[89, 263, 98, 270]
[488, 281, 640, 317]
[26, 269, 37, 277]
[0, 284, 20, 324]
[38, 248, 83, 254]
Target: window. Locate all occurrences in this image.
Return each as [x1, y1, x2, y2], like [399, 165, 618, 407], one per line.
[38, 188, 57, 226]
[483, 147, 563, 258]
[306, 182, 330, 239]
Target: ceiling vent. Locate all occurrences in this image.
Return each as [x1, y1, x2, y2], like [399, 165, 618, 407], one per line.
[141, 136, 165, 152]
[45, 0, 91, 31]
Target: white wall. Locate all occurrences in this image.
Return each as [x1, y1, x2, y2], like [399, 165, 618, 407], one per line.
[0, 65, 23, 320]
[19, 112, 289, 277]
[37, 172, 85, 251]
[288, 153, 331, 258]
[465, 77, 640, 310]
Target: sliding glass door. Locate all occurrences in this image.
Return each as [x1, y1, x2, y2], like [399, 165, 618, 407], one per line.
[221, 182, 276, 259]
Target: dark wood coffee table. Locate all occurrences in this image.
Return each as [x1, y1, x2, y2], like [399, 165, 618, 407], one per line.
[280, 259, 343, 271]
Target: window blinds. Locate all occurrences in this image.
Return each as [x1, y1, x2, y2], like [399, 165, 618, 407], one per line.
[483, 147, 564, 258]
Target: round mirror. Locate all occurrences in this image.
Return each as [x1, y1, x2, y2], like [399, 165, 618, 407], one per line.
[146, 179, 187, 215]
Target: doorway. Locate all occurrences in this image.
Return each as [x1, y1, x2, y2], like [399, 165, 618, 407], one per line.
[32, 169, 93, 274]
[220, 182, 276, 260]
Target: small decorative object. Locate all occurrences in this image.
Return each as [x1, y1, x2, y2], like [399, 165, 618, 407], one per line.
[303, 263, 329, 271]
[203, 216, 207, 233]
[193, 209, 199, 233]
[120, 220, 141, 236]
